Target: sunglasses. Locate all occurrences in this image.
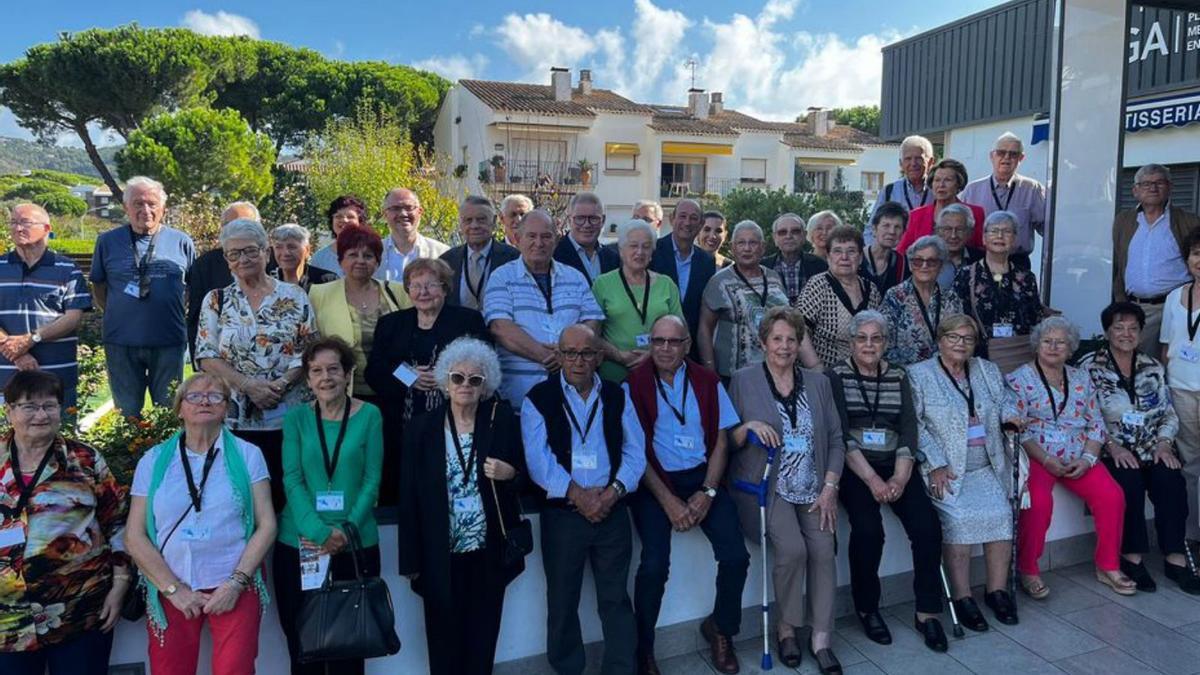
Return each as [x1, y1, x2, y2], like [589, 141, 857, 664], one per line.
[449, 372, 486, 387]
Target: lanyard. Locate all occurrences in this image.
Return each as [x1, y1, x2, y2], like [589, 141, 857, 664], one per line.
[849, 359, 883, 426]
[1107, 347, 1139, 405]
[1035, 360, 1070, 421]
[129, 225, 158, 280]
[938, 357, 976, 417]
[618, 268, 651, 326]
[990, 176, 1016, 212]
[563, 390, 601, 442]
[903, 180, 930, 211]
[1188, 283, 1200, 342]
[912, 284, 942, 341]
[829, 275, 871, 315]
[314, 397, 351, 485]
[5, 442, 56, 521]
[463, 245, 494, 303]
[179, 432, 220, 513]
[864, 248, 894, 280]
[655, 369, 690, 425]
[528, 264, 554, 315]
[446, 411, 478, 487]
[733, 266, 769, 306]
[764, 362, 806, 428]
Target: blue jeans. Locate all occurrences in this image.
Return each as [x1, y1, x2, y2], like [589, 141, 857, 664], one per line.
[0, 629, 113, 675]
[104, 343, 185, 416]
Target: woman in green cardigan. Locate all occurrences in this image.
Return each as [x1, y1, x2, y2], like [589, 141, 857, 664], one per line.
[273, 336, 384, 675]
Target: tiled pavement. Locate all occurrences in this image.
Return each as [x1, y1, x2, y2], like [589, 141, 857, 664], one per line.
[664, 556, 1200, 674]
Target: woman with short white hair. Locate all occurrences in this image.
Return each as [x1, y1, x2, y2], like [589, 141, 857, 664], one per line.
[269, 224, 337, 291]
[883, 234, 964, 365]
[806, 211, 842, 261]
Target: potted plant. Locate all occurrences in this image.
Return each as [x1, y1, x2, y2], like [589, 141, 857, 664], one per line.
[491, 155, 507, 183]
[578, 159, 594, 187]
[478, 168, 490, 184]
[453, 163, 468, 179]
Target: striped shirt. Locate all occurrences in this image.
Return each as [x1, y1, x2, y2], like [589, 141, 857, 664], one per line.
[826, 361, 918, 461]
[483, 259, 604, 406]
[0, 250, 92, 401]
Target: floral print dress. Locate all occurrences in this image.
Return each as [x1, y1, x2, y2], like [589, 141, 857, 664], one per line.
[882, 279, 964, 366]
[1006, 363, 1107, 462]
[954, 261, 1043, 358]
[444, 427, 486, 553]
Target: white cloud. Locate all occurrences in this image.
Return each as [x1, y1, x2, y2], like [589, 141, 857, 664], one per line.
[494, 13, 598, 82]
[411, 54, 490, 82]
[627, 0, 691, 96]
[181, 10, 260, 38]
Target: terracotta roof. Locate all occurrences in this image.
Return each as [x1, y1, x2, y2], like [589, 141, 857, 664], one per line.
[827, 125, 895, 146]
[782, 132, 863, 152]
[459, 79, 653, 116]
[648, 106, 739, 136]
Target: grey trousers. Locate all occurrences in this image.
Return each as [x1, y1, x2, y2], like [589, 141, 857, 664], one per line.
[1170, 387, 1200, 541]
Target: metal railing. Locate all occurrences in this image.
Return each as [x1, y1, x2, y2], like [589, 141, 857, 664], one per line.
[657, 175, 774, 199]
[487, 159, 597, 189]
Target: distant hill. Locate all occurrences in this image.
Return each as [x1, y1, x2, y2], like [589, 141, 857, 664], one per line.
[0, 137, 120, 179]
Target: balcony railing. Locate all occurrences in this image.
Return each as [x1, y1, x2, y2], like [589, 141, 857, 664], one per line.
[485, 160, 598, 190]
[657, 176, 774, 199]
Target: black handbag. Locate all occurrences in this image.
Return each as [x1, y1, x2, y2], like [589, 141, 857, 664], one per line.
[297, 522, 402, 663]
[489, 477, 532, 568]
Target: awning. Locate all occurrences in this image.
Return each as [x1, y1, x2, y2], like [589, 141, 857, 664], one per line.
[793, 157, 855, 167]
[1032, 118, 1050, 145]
[661, 142, 734, 156]
[1125, 92, 1200, 133]
[605, 142, 640, 156]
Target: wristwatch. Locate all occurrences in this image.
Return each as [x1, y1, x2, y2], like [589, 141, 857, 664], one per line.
[30, 332, 41, 344]
[162, 583, 178, 597]
[701, 484, 718, 499]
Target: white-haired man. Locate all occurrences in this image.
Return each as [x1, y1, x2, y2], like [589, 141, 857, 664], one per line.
[554, 191, 619, 285]
[866, 135, 936, 246]
[633, 200, 664, 232]
[378, 187, 449, 282]
[90, 176, 195, 416]
[500, 193, 533, 247]
[959, 131, 1046, 268]
[441, 195, 519, 310]
[762, 213, 828, 302]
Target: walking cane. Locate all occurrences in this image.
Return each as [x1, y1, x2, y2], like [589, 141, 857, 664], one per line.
[733, 430, 780, 671]
[938, 564, 964, 638]
[1003, 423, 1022, 609]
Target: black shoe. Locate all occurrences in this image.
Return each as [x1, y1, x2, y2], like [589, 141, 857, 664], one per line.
[984, 590, 1019, 625]
[808, 645, 843, 674]
[857, 610, 892, 645]
[1165, 561, 1200, 595]
[914, 616, 948, 653]
[776, 636, 802, 668]
[1121, 558, 1157, 592]
[953, 597, 989, 632]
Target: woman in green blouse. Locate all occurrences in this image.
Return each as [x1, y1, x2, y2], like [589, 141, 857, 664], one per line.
[272, 336, 384, 674]
[594, 219, 684, 381]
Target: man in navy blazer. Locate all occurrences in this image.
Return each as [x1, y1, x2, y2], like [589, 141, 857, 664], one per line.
[553, 192, 619, 285]
[649, 199, 715, 359]
[440, 195, 520, 309]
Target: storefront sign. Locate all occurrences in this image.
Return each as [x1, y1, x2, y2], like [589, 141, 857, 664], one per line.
[1125, 93, 1200, 131]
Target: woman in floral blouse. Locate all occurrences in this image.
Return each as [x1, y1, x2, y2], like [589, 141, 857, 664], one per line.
[196, 218, 318, 509]
[883, 235, 964, 366]
[1079, 302, 1199, 594]
[0, 370, 129, 673]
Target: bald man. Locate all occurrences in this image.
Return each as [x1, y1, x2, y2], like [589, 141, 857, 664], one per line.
[377, 187, 449, 282]
[650, 199, 717, 360]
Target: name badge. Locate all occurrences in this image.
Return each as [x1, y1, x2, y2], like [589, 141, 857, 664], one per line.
[1043, 429, 1068, 444]
[180, 525, 212, 541]
[967, 423, 986, 441]
[1180, 346, 1200, 363]
[783, 435, 809, 454]
[1122, 411, 1146, 427]
[123, 281, 142, 298]
[862, 429, 887, 447]
[315, 491, 345, 512]
[573, 453, 598, 470]
[299, 538, 330, 591]
[453, 495, 484, 514]
[392, 362, 419, 387]
[635, 333, 651, 348]
[0, 521, 26, 548]
[674, 435, 696, 450]
[992, 324, 1014, 338]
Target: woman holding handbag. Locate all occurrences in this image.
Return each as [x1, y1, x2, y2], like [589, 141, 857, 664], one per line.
[399, 337, 527, 675]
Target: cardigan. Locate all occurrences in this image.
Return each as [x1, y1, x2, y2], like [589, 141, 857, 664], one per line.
[308, 278, 411, 388]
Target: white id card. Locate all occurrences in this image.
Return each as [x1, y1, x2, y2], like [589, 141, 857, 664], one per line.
[1180, 346, 1200, 363]
[123, 281, 142, 298]
[635, 333, 650, 348]
[180, 525, 212, 541]
[674, 436, 696, 450]
[0, 521, 26, 547]
[315, 491, 345, 512]
[992, 324, 1014, 338]
[1122, 411, 1147, 427]
[299, 537, 330, 591]
[393, 363, 419, 387]
[573, 453, 598, 470]
[783, 436, 809, 454]
[862, 429, 887, 447]
[453, 495, 484, 514]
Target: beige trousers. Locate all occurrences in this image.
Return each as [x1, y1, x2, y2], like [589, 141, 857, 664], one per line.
[767, 501, 837, 632]
[1170, 386, 1200, 541]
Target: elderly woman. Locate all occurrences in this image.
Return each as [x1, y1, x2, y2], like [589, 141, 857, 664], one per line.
[798, 225, 884, 368]
[897, 159, 986, 255]
[269, 224, 337, 291]
[908, 314, 1021, 631]
[697, 210, 731, 268]
[1080, 302, 1198, 594]
[310, 194, 369, 275]
[0, 371, 128, 672]
[882, 235, 964, 366]
[1006, 317, 1135, 597]
[273, 337, 384, 674]
[860, 201, 909, 294]
[933, 205, 981, 291]
[196, 218, 318, 508]
[399, 337, 525, 675]
[309, 225, 411, 404]
[955, 210, 1045, 373]
[827, 312, 946, 652]
[728, 308, 843, 672]
[806, 210, 841, 261]
[126, 373, 276, 675]
[699, 221, 804, 379]
[594, 219, 684, 381]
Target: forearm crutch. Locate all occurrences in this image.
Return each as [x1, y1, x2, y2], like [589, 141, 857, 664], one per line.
[1003, 423, 1022, 607]
[733, 431, 780, 671]
[939, 563, 965, 638]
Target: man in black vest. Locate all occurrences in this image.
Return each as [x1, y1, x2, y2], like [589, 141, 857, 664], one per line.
[521, 323, 647, 675]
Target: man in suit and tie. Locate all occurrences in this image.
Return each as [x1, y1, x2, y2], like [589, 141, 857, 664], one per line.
[650, 199, 716, 361]
[554, 192, 620, 285]
[441, 195, 520, 310]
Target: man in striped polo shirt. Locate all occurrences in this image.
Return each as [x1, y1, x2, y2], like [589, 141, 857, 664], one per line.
[0, 203, 91, 408]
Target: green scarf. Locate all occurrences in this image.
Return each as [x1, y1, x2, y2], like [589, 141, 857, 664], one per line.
[140, 427, 269, 639]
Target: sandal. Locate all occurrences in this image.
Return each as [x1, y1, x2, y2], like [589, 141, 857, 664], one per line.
[1095, 570, 1137, 596]
[1020, 575, 1050, 600]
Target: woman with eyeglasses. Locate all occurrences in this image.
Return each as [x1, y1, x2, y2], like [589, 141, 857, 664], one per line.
[907, 314, 1022, 631]
[896, 158, 986, 255]
[196, 218, 318, 509]
[126, 373, 276, 675]
[882, 235, 964, 366]
[399, 337, 525, 674]
[797, 225, 883, 369]
[272, 337, 385, 674]
[1006, 317, 1135, 598]
[593, 219, 684, 382]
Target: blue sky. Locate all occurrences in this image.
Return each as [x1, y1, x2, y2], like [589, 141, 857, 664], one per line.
[0, 0, 1003, 143]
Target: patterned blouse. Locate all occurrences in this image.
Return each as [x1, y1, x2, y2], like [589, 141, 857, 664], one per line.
[195, 279, 318, 431]
[954, 260, 1043, 357]
[1079, 349, 1178, 462]
[701, 265, 791, 376]
[1006, 363, 1107, 462]
[0, 434, 129, 652]
[797, 272, 883, 368]
[882, 280, 965, 366]
[444, 427, 486, 553]
[775, 391, 820, 505]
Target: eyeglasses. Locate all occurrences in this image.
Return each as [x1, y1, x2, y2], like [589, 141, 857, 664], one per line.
[10, 220, 48, 230]
[986, 227, 1016, 237]
[408, 282, 444, 294]
[942, 333, 978, 346]
[1040, 338, 1070, 348]
[571, 215, 603, 227]
[385, 204, 420, 214]
[11, 402, 60, 415]
[829, 247, 859, 259]
[224, 246, 263, 262]
[1136, 180, 1168, 189]
[560, 349, 599, 362]
[853, 334, 885, 345]
[183, 391, 227, 405]
[650, 336, 688, 348]
[936, 226, 968, 236]
[993, 149, 1022, 159]
[449, 372, 486, 387]
[908, 256, 941, 268]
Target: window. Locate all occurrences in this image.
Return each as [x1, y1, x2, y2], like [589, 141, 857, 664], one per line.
[861, 172, 885, 192]
[797, 167, 830, 192]
[740, 158, 767, 183]
[510, 137, 570, 183]
[660, 157, 707, 198]
[605, 142, 639, 171]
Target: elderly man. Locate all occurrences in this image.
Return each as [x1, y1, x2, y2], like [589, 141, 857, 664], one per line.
[1114, 163, 1200, 356]
[762, 212, 828, 302]
[500, 193, 533, 246]
[866, 135, 936, 246]
[522, 323, 646, 675]
[650, 199, 717, 360]
[90, 176, 195, 416]
[378, 187, 449, 282]
[554, 192, 619, 285]
[485, 209, 604, 407]
[185, 200, 261, 355]
[935, 204, 981, 292]
[959, 132, 1047, 268]
[440, 195, 519, 310]
[633, 199, 664, 232]
[625, 315, 747, 674]
[0, 204, 92, 408]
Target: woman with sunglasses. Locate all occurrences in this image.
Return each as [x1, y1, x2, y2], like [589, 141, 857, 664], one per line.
[882, 235, 964, 366]
[399, 337, 525, 674]
[273, 336, 385, 674]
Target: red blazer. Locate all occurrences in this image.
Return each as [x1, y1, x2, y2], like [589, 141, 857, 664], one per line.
[896, 201, 986, 255]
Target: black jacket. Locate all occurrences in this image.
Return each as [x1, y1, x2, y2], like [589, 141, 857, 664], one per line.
[553, 234, 619, 285]
[440, 241, 520, 307]
[649, 235, 716, 357]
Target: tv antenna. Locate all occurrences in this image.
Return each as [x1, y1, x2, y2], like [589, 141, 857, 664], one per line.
[685, 58, 699, 89]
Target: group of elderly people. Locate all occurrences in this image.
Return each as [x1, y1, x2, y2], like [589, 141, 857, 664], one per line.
[3, 144, 1200, 675]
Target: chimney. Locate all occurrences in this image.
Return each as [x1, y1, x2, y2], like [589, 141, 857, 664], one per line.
[807, 107, 831, 137]
[687, 88, 709, 120]
[579, 69, 593, 96]
[710, 92, 724, 115]
[551, 67, 571, 102]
